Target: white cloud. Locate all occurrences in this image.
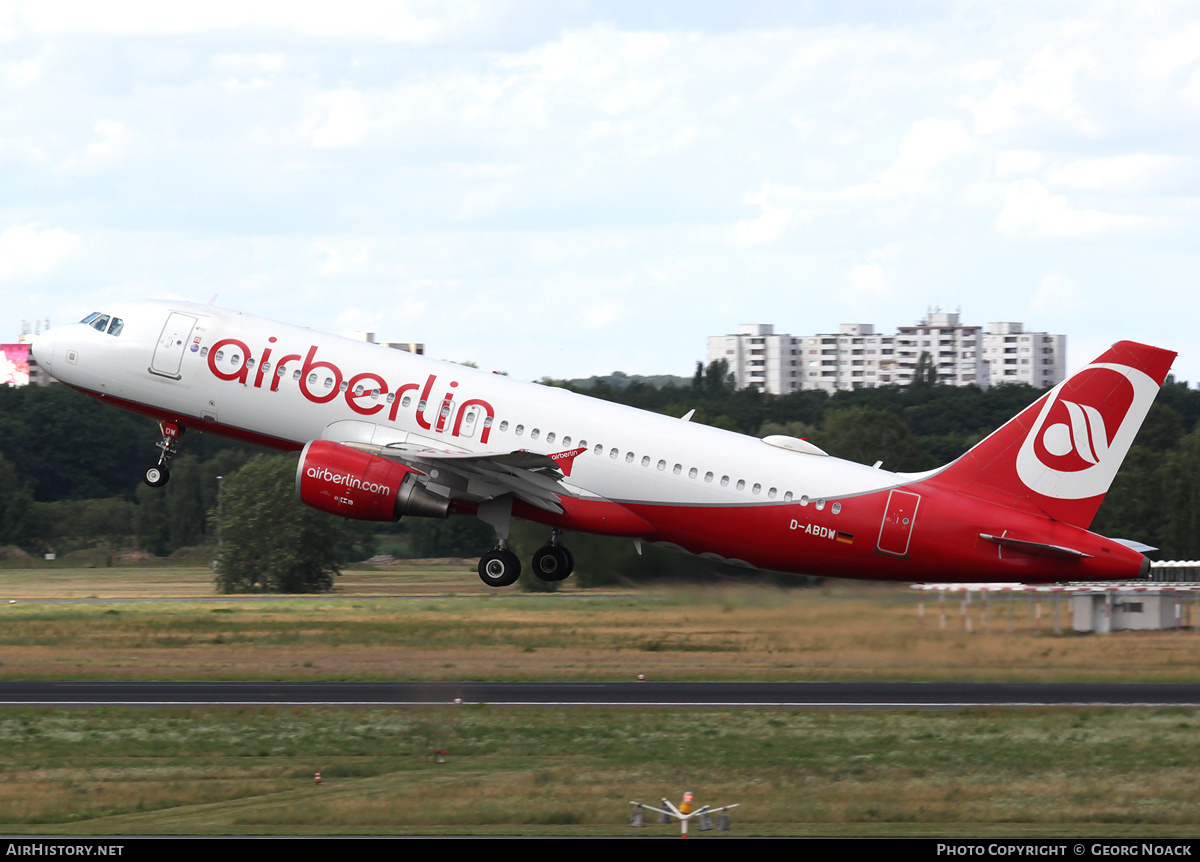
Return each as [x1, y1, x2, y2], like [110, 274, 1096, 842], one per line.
[994, 179, 1154, 240]
[59, 119, 131, 174]
[0, 223, 79, 282]
[1046, 153, 1183, 193]
[1031, 271, 1084, 317]
[971, 45, 1098, 137]
[731, 186, 793, 246]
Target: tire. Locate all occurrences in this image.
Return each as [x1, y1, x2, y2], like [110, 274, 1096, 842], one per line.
[144, 465, 170, 487]
[478, 549, 521, 587]
[532, 546, 573, 582]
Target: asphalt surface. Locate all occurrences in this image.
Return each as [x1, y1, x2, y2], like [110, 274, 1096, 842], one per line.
[2, 680, 1199, 708]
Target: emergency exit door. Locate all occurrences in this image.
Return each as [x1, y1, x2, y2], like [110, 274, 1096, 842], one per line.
[876, 489, 920, 557]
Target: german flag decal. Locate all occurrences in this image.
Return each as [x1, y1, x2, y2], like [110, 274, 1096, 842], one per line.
[836, 531, 854, 545]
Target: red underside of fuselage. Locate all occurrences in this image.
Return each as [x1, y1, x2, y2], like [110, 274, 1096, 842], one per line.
[74, 387, 302, 453]
[80, 386, 1143, 584]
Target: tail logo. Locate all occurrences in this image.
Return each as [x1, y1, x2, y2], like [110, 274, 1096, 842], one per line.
[1016, 363, 1157, 500]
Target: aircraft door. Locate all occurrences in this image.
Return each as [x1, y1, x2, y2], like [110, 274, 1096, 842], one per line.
[150, 312, 198, 379]
[876, 489, 920, 557]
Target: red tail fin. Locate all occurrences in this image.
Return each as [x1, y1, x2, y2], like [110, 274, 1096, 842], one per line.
[925, 340, 1176, 528]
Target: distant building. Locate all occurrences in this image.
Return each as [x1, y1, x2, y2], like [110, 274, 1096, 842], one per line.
[349, 332, 424, 355]
[4, 319, 56, 387]
[708, 312, 1066, 394]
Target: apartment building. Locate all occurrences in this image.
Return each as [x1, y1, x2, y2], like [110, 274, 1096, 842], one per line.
[708, 313, 1065, 394]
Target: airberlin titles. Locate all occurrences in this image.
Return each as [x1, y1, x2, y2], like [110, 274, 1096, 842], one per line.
[205, 336, 495, 442]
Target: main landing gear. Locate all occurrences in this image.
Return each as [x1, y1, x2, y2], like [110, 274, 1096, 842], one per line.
[143, 421, 183, 488]
[477, 536, 575, 588]
[475, 497, 575, 588]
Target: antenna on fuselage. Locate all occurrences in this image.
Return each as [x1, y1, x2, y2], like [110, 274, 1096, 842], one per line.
[207, 294, 218, 305]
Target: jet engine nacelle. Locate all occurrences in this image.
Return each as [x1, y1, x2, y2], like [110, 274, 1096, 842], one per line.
[295, 439, 450, 521]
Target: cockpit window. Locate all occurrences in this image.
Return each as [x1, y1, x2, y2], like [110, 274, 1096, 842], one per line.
[78, 312, 124, 336]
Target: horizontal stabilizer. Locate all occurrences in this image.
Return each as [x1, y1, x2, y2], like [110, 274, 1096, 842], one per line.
[1109, 537, 1157, 554]
[979, 533, 1090, 560]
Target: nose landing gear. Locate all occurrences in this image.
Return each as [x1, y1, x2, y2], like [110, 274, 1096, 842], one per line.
[143, 421, 183, 487]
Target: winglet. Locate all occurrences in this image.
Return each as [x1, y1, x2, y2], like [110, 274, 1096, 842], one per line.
[547, 447, 588, 477]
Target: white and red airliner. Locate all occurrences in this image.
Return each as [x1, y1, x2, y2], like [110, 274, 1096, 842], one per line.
[30, 300, 1174, 587]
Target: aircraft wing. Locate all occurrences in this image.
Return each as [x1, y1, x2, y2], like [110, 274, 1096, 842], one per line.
[341, 442, 583, 514]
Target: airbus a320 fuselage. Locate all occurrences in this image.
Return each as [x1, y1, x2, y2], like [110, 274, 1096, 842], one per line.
[31, 300, 1175, 587]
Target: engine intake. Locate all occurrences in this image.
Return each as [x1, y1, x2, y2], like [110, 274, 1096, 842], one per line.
[296, 439, 450, 521]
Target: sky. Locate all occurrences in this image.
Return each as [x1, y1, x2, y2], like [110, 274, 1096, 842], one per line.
[1, 1, 1198, 385]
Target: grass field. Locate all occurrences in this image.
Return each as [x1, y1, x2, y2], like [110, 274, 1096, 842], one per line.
[0, 563, 1198, 836]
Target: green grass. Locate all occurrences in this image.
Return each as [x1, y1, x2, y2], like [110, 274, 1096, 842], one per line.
[0, 706, 1198, 835]
[0, 566, 1199, 835]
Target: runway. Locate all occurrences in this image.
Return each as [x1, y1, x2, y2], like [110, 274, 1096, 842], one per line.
[2, 681, 1200, 708]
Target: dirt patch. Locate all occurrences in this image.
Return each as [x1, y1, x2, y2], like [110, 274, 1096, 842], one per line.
[0, 546, 34, 563]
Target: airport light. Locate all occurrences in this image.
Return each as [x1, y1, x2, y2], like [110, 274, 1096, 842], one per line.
[629, 793, 739, 838]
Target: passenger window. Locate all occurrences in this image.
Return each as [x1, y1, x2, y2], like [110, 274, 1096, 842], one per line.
[610, 448, 619, 459]
[721, 476, 729, 486]
[594, 444, 603, 455]
[641, 456, 650, 467]
[673, 464, 682, 475]
[752, 483, 761, 494]
[499, 421, 509, 431]
[531, 428, 540, 439]
[625, 452, 634, 463]
[688, 467, 698, 479]
[705, 472, 713, 483]
[736, 479, 745, 491]
[784, 491, 793, 502]
[831, 502, 841, 514]
[768, 487, 777, 499]
[515, 425, 524, 436]
[546, 432, 556, 444]
[562, 436, 571, 446]
[657, 460, 666, 471]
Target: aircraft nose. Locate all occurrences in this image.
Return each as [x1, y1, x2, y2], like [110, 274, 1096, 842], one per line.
[29, 328, 56, 374]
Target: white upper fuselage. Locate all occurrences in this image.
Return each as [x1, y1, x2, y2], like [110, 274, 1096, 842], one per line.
[33, 299, 903, 512]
